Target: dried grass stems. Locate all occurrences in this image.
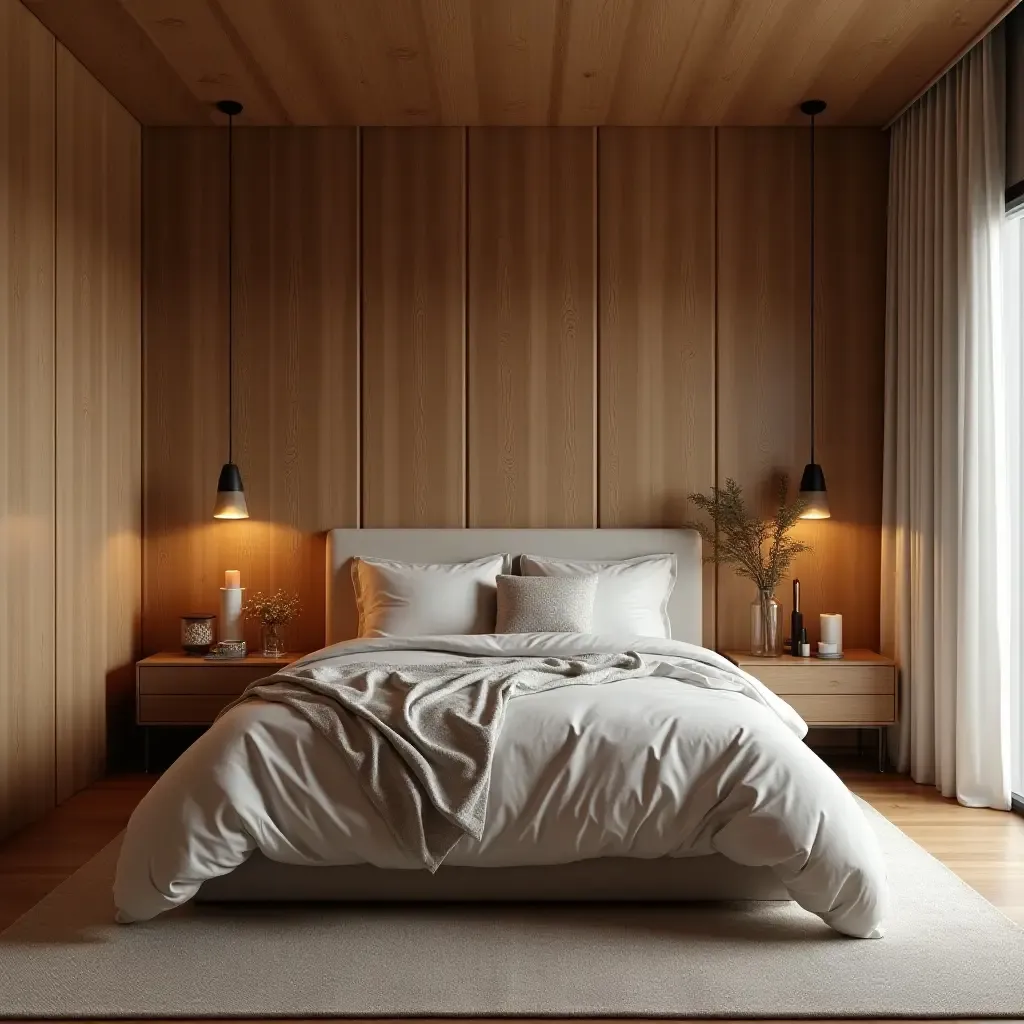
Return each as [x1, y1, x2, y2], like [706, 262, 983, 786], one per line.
[686, 477, 809, 593]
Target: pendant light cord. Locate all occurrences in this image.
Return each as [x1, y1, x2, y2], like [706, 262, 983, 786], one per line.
[227, 107, 234, 465]
[808, 109, 816, 466]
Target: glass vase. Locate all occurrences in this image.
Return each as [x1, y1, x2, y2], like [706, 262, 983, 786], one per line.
[750, 588, 782, 657]
[261, 622, 285, 658]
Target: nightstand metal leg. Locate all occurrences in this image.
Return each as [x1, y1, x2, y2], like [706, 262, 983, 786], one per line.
[877, 727, 887, 773]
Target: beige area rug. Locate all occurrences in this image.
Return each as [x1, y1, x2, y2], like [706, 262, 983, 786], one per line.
[0, 802, 1022, 1019]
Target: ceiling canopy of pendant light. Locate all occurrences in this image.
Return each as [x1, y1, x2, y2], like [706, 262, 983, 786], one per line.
[798, 98, 830, 520]
[213, 99, 249, 520]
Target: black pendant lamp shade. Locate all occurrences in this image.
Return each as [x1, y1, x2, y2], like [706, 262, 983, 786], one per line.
[213, 99, 249, 520]
[798, 99, 830, 520]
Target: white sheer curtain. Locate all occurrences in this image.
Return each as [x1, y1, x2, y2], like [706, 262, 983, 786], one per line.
[882, 29, 1013, 809]
[1001, 213, 1024, 803]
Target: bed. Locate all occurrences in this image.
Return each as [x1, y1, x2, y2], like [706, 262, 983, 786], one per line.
[114, 528, 888, 938]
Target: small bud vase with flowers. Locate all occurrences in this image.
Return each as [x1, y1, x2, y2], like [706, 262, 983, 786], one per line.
[243, 590, 301, 657]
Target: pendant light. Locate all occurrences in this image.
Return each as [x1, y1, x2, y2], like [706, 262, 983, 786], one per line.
[213, 99, 249, 520]
[797, 98, 830, 520]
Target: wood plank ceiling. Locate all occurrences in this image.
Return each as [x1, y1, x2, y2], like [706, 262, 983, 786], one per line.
[22, 0, 1015, 126]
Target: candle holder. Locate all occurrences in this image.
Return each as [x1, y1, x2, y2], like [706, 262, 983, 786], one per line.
[206, 639, 247, 660]
[180, 613, 216, 656]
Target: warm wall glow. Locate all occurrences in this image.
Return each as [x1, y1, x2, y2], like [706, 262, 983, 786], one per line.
[146, 519, 325, 654]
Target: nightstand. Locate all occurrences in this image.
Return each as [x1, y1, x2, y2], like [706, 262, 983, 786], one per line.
[136, 652, 306, 771]
[723, 650, 897, 771]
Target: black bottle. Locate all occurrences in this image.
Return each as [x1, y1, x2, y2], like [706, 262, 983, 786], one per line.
[790, 578, 804, 657]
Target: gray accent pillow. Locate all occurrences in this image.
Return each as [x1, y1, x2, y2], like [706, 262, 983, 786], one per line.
[495, 574, 598, 634]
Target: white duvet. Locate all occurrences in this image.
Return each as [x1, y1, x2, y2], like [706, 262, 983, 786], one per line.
[115, 634, 888, 937]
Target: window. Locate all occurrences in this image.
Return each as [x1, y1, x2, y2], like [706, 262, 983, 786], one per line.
[1001, 211, 1024, 806]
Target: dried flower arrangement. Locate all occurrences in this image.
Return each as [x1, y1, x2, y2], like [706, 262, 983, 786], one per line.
[686, 477, 810, 655]
[242, 590, 301, 626]
[685, 476, 809, 591]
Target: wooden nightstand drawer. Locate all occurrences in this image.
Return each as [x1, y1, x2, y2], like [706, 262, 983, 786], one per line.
[138, 664, 278, 696]
[784, 693, 895, 725]
[135, 653, 306, 729]
[743, 664, 894, 697]
[138, 694, 241, 725]
[723, 650, 897, 769]
[135, 652, 311, 770]
[723, 649, 897, 728]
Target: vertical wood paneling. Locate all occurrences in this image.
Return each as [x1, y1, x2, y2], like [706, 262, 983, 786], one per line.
[139, 124, 887, 666]
[716, 127, 886, 652]
[361, 127, 465, 526]
[0, 0, 56, 836]
[598, 127, 716, 644]
[467, 127, 596, 527]
[55, 46, 142, 797]
[143, 128, 358, 656]
[233, 128, 359, 652]
[717, 128, 808, 652]
[143, 128, 230, 654]
[810, 128, 888, 651]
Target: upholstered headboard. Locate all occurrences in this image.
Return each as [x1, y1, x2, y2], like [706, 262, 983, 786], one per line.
[325, 529, 702, 646]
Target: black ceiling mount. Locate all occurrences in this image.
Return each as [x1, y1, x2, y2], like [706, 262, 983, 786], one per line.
[215, 99, 243, 117]
[800, 99, 826, 117]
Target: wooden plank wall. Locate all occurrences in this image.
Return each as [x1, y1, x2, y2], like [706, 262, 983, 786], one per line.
[468, 128, 597, 528]
[598, 128, 717, 644]
[1, 0, 142, 836]
[143, 128, 358, 655]
[54, 44, 141, 799]
[143, 124, 888, 656]
[0, 0, 57, 837]
[361, 127, 466, 527]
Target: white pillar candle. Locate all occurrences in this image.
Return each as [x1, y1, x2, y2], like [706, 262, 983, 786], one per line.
[220, 586, 245, 642]
[820, 613, 843, 654]
[224, 569, 241, 589]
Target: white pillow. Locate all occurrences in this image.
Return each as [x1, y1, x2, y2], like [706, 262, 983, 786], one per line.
[351, 554, 510, 638]
[518, 553, 676, 638]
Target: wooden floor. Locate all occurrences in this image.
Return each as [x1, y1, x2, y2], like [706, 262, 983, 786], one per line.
[0, 768, 1022, 1024]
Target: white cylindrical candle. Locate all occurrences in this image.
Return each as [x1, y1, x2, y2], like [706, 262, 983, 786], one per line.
[224, 569, 241, 589]
[820, 613, 843, 654]
[220, 586, 245, 641]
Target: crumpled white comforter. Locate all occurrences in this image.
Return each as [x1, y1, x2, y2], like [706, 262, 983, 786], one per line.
[114, 634, 888, 937]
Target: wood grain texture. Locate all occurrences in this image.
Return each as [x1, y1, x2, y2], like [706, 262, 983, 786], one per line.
[467, 127, 596, 527]
[55, 46, 142, 800]
[361, 128, 465, 526]
[232, 128, 359, 652]
[810, 128, 888, 651]
[716, 128, 807, 652]
[715, 128, 887, 653]
[24, 0, 1014, 126]
[143, 127, 359, 657]
[142, 128, 231, 654]
[119, 0, 290, 125]
[22, 0, 209, 124]
[598, 127, 716, 644]
[139, 124, 886, 665]
[0, 0, 56, 839]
